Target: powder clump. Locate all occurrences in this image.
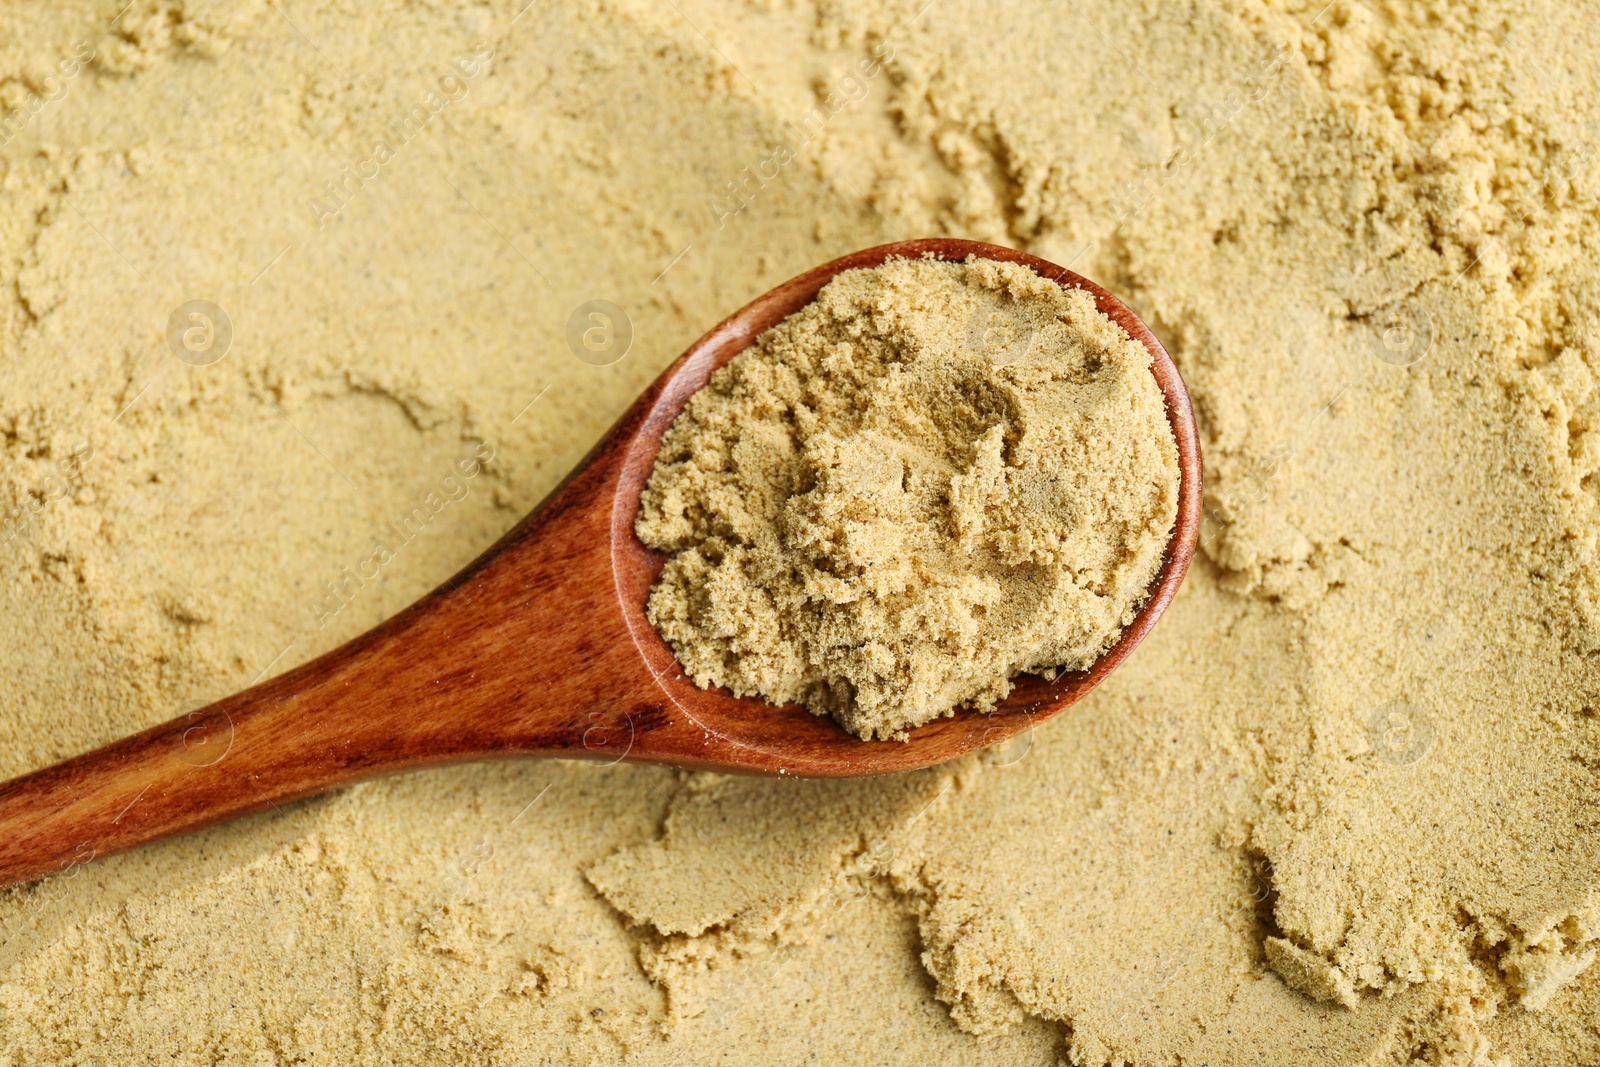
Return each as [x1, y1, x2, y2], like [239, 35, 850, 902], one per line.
[635, 256, 1180, 739]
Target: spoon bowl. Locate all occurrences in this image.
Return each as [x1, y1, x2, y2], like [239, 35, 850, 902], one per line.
[0, 238, 1200, 889]
[612, 239, 1201, 768]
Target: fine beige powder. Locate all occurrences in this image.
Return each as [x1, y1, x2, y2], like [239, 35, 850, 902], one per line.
[636, 256, 1179, 738]
[2, 1, 1600, 1065]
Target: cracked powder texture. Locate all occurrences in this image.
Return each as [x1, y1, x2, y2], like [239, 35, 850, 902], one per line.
[1, 0, 1599, 1065]
[635, 256, 1179, 739]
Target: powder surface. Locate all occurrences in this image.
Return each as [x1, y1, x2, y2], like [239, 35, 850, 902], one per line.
[1, 1, 1599, 1065]
[636, 256, 1178, 738]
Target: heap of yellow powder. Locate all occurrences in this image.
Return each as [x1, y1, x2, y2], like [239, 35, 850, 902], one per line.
[635, 256, 1179, 738]
[9, 3, 1600, 1062]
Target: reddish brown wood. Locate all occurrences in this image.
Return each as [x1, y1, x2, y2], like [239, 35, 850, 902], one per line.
[0, 239, 1201, 890]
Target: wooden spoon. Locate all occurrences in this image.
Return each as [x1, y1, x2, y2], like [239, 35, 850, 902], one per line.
[0, 239, 1201, 890]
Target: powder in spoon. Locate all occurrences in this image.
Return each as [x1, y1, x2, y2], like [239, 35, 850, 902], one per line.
[635, 255, 1180, 739]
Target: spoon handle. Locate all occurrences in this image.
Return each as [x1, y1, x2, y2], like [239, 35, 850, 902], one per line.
[0, 459, 652, 890]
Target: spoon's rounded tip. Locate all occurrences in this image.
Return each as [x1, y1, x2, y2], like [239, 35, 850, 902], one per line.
[608, 238, 1201, 777]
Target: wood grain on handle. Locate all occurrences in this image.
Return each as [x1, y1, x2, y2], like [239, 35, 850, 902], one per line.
[0, 448, 658, 889]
